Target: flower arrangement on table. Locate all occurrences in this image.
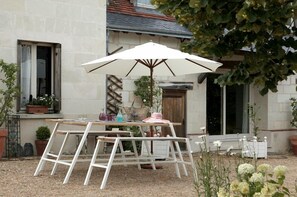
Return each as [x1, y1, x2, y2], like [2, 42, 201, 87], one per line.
[218, 163, 291, 197]
[26, 94, 58, 114]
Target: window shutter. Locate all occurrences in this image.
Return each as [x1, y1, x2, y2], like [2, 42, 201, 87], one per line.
[53, 43, 61, 113]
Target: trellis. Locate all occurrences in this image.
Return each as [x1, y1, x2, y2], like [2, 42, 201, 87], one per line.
[106, 75, 122, 115]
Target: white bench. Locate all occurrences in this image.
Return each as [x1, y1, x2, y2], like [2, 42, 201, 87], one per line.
[34, 129, 133, 183]
[84, 136, 195, 189]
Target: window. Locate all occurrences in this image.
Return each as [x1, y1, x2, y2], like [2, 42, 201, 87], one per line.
[135, 0, 155, 8]
[206, 74, 249, 135]
[17, 40, 61, 113]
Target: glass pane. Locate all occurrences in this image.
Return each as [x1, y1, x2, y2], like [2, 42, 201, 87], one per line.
[207, 74, 223, 135]
[37, 46, 52, 97]
[226, 85, 249, 134]
[20, 45, 32, 108]
[137, 0, 151, 5]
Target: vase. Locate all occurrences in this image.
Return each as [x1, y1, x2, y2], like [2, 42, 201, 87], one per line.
[26, 105, 49, 114]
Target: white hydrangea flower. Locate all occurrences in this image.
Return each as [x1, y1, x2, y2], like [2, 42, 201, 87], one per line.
[249, 172, 264, 183]
[238, 163, 255, 176]
[230, 180, 240, 192]
[217, 187, 228, 197]
[273, 165, 288, 178]
[260, 183, 277, 196]
[257, 164, 272, 174]
[238, 181, 249, 195]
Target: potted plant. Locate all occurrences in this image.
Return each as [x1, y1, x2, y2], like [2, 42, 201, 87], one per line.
[242, 103, 267, 159]
[26, 94, 57, 114]
[35, 126, 51, 156]
[0, 59, 19, 159]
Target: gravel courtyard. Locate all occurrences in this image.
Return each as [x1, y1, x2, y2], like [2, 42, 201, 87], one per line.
[0, 154, 296, 197]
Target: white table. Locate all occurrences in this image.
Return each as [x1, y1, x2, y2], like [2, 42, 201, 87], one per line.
[33, 119, 191, 184]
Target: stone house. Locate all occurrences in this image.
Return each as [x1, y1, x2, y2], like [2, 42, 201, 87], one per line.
[0, 0, 296, 156]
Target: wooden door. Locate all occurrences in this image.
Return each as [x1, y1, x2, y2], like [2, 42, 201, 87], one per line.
[162, 89, 186, 140]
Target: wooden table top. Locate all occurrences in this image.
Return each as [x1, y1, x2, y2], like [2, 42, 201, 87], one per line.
[45, 119, 181, 126]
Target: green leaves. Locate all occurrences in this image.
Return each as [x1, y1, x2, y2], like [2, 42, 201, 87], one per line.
[152, 0, 297, 95]
[0, 59, 19, 127]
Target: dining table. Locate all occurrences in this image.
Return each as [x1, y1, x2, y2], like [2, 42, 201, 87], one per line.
[33, 119, 193, 185]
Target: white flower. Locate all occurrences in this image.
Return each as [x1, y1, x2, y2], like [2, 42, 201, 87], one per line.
[273, 165, 287, 178]
[238, 181, 249, 195]
[213, 140, 222, 147]
[230, 180, 240, 192]
[257, 164, 272, 174]
[249, 172, 264, 183]
[238, 163, 255, 176]
[217, 187, 228, 197]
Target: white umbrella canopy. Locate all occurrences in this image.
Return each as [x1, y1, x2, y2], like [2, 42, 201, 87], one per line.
[83, 41, 222, 107]
[83, 41, 222, 77]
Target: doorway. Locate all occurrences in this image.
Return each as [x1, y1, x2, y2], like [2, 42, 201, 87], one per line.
[162, 89, 186, 148]
[206, 74, 249, 135]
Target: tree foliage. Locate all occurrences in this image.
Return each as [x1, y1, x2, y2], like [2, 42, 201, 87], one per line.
[151, 0, 297, 95]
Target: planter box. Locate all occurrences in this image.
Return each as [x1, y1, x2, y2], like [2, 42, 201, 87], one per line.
[141, 141, 169, 159]
[242, 137, 267, 159]
[26, 105, 48, 114]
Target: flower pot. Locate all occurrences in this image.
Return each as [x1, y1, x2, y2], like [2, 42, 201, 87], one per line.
[26, 105, 48, 114]
[35, 140, 48, 156]
[0, 128, 8, 159]
[289, 135, 297, 156]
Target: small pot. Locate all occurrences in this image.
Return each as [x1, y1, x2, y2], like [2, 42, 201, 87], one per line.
[289, 135, 297, 156]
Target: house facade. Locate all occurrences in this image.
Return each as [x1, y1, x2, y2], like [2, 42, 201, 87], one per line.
[0, 0, 296, 156]
[0, 0, 107, 154]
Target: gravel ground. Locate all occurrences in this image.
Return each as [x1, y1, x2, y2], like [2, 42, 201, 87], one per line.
[0, 154, 296, 197]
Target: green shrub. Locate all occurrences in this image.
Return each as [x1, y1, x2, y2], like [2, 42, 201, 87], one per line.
[36, 126, 51, 140]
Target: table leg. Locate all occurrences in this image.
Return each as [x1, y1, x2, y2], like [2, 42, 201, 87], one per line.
[34, 122, 60, 176]
[63, 122, 93, 184]
[168, 123, 188, 176]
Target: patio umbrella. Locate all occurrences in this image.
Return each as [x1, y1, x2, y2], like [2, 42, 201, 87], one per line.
[83, 41, 223, 107]
[83, 41, 222, 157]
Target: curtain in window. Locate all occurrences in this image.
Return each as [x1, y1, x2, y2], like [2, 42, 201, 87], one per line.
[20, 45, 31, 108]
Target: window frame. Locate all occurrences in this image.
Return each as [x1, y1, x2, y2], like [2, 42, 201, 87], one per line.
[17, 40, 61, 113]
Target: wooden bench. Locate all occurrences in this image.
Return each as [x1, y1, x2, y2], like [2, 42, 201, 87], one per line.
[84, 136, 195, 189]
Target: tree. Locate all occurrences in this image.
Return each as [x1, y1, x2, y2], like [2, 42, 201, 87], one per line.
[151, 0, 297, 95]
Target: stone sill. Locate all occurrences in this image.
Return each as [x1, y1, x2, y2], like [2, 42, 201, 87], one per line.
[15, 113, 64, 120]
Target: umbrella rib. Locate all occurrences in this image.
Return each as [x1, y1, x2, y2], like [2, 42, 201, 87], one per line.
[186, 58, 214, 71]
[126, 61, 139, 77]
[88, 59, 118, 73]
[162, 60, 176, 76]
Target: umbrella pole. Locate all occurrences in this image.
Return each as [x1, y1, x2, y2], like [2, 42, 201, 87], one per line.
[150, 70, 154, 154]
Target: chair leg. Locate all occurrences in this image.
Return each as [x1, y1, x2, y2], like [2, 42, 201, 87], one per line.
[84, 138, 102, 186]
[117, 134, 127, 166]
[51, 132, 70, 175]
[169, 140, 180, 178]
[100, 138, 119, 189]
